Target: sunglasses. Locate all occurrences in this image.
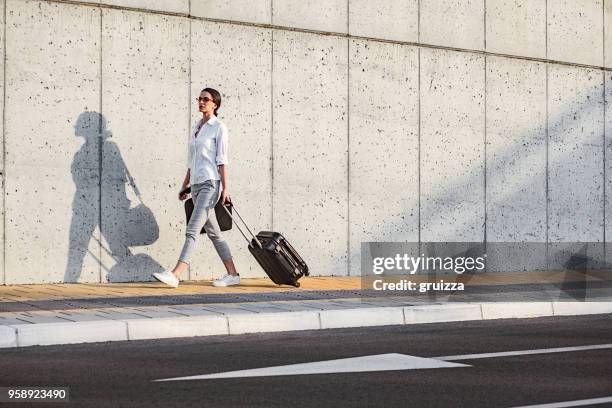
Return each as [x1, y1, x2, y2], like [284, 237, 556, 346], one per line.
[196, 97, 214, 103]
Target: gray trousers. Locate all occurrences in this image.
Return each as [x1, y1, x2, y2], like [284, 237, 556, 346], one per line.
[178, 180, 232, 263]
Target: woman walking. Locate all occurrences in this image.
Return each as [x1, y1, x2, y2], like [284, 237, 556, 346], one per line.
[153, 88, 240, 288]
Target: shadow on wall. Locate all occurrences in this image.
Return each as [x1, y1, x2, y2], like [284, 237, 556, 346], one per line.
[64, 111, 164, 283]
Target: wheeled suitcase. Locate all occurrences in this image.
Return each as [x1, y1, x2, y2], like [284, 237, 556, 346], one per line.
[222, 204, 309, 287]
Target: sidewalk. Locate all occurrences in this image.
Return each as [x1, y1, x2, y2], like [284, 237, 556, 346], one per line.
[1, 271, 611, 349]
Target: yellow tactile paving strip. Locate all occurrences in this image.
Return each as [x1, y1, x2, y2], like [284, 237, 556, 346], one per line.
[0, 270, 609, 302]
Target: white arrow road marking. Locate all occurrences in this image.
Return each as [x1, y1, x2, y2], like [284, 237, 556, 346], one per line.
[510, 396, 612, 408]
[435, 343, 612, 361]
[153, 353, 470, 382]
[154, 343, 612, 382]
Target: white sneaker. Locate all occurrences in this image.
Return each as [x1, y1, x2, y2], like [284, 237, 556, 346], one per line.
[152, 270, 179, 288]
[212, 274, 240, 287]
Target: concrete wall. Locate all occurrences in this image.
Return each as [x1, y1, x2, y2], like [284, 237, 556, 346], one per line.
[1, 0, 611, 283]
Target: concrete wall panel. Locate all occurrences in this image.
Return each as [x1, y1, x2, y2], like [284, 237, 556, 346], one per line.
[191, 0, 271, 25]
[605, 0, 612, 68]
[273, 0, 347, 33]
[420, 49, 485, 242]
[4, 0, 101, 284]
[549, 66, 604, 270]
[190, 21, 272, 280]
[486, 57, 547, 271]
[486, 57, 547, 241]
[101, 9, 189, 282]
[348, 0, 418, 43]
[273, 31, 348, 276]
[420, 0, 484, 50]
[103, 0, 189, 14]
[547, 0, 604, 66]
[348, 39, 419, 276]
[548, 65, 604, 243]
[0, 0, 4, 173]
[0, 0, 4, 285]
[486, 0, 546, 59]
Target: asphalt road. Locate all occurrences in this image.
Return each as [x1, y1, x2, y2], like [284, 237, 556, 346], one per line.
[1, 314, 611, 407]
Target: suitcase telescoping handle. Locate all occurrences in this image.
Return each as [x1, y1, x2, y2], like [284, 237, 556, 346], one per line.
[221, 202, 263, 250]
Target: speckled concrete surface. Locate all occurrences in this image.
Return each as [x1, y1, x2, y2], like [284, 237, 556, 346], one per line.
[547, 0, 603, 67]
[420, 48, 485, 242]
[548, 66, 604, 270]
[420, 0, 485, 50]
[272, 0, 347, 33]
[348, 39, 419, 276]
[486, 0, 546, 59]
[349, 0, 418, 43]
[486, 57, 547, 243]
[548, 65, 604, 243]
[103, 0, 188, 14]
[485, 57, 547, 272]
[191, 0, 271, 25]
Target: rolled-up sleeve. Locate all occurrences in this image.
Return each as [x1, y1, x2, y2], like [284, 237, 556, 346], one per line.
[215, 124, 229, 165]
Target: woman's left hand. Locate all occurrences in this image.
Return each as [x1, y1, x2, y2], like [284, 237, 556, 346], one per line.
[221, 190, 231, 205]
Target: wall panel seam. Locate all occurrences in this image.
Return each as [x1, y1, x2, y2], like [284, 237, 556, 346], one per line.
[2, 0, 6, 285]
[346, 0, 349, 35]
[187, 12, 192, 281]
[346, 36, 350, 276]
[271, 28, 274, 233]
[98, 6, 103, 283]
[417, 48, 421, 246]
[483, 0, 486, 50]
[483, 56, 487, 261]
[545, 63, 549, 269]
[604, 0, 607, 255]
[603, 71, 606, 254]
[417, 0, 420, 42]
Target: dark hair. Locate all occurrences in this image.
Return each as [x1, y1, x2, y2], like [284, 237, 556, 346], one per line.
[202, 87, 222, 116]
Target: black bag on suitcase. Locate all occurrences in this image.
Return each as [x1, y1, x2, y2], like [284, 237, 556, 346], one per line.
[222, 203, 309, 287]
[181, 186, 232, 234]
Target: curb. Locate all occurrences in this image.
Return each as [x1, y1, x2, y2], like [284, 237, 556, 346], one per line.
[1, 302, 611, 349]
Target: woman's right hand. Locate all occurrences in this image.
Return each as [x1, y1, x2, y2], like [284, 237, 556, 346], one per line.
[179, 187, 189, 201]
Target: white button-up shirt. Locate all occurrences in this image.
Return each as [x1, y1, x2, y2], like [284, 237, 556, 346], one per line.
[188, 115, 229, 184]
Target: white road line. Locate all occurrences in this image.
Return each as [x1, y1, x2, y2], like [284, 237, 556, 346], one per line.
[510, 396, 612, 408]
[436, 343, 612, 361]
